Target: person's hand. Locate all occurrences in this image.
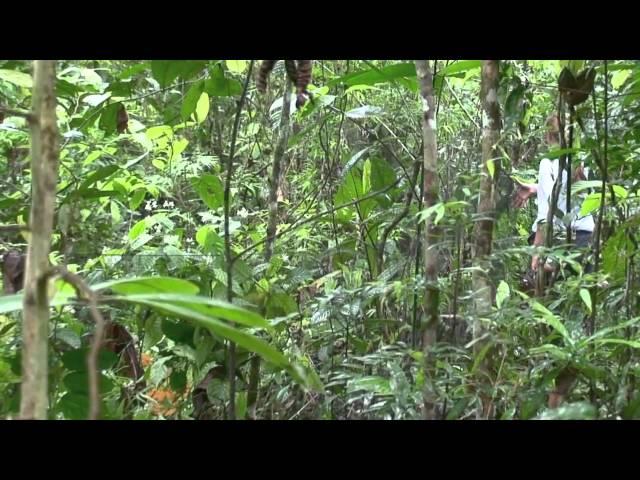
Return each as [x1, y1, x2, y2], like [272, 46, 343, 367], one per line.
[531, 255, 539, 271]
[573, 164, 586, 182]
[513, 184, 536, 209]
[532, 255, 555, 272]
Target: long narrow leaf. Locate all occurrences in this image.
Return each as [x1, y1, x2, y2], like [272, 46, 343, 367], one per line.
[110, 293, 269, 330]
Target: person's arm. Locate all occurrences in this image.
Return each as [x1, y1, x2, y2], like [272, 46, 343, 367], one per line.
[573, 163, 587, 182]
[512, 182, 537, 208]
[532, 159, 554, 270]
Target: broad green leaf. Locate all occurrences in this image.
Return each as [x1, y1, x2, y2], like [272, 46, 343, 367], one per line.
[331, 62, 416, 88]
[91, 276, 200, 296]
[612, 69, 632, 89]
[162, 319, 196, 346]
[64, 371, 113, 394]
[573, 182, 627, 202]
[504, 84, 525, 128]
[152, 159, 166, 171]
[170, 369, 188, 392]
[79, 165, 120, 191]
[57, 79, 80, 98]
[342, 148, 370, 175]
[436, 60, 482, 78]
[110, 201, 122, 225]
[334, 170, 363, 222]
[345, 84, 381, 94]
[417, 203, 446, 225]
[192, 174, 223, 209]
[235, 391, 247, 419]
[151, 60, 182, 87]
[146, 125, 173, 141]
[61, 348, 118, 372]
[0, 321, 16, 338]
[346, 376, 391, 395]
[178, 61, 207, 80]
[602, 229, 632, 281]
[58, 392, 90, 420]
[196, 225, 224, 254]
[471, 341, 493, 373]
[612, 185, 628, 199]
[129, 189, 146, 210]
[369, 157, 396, 207]
[496, 280, 510, 308]
[118, 62, 150, 79]
[194, 92, 210, 123]
[595, 62, 635, 73]
[579, 288, 592, 313]
[117, 298, 285, 364]
[345, 105, 383, 119]
[107, 80, 134, 99]
[170, 138, 189, 162]
[130, 233, 153, 250]
[128, 219, 147, 240]
[362, 159, 372, 195]
[544, 147, 580, 159]
[0, 69, 32, 88]
[115, 294, 270, 329]
[592, 339, 640, 349]
[65, 188, 118, 202]
[582, 317, 640, 347]
[537, 402, 597, 420]
[0, 294, 23, 314]
[571, 180, 603, 194]
[580, 193, 601, 217]
[532, 301, 570, 342]
[98, 102, 122, 136]
[266, 292, 298, 319]
[83, 93, 111, 107]
[204, 65, 242, 97]
[529, 344, 571, 361]
[486, 158, 495, 178]
[181, 80, 205, 120]
[225, 60, 247, 73]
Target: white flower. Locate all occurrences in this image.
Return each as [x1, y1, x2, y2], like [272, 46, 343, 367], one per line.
[144, 201, 152, 211]
[163, 200, 175, 208]
[237, 207, 249, 218]
[186, 237, 194, 244]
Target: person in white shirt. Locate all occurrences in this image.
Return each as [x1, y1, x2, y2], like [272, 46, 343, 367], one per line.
[513, 114, 594, 272]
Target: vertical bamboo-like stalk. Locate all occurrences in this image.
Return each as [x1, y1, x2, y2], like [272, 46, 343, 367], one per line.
[20, 60, 59, 420]
[246, 78, 292, 419]
[471, 60, 501, 420]
[415, 60, 440, 419]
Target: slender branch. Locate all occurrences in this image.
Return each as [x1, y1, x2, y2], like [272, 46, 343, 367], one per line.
[0, 224, 30, 233]
[223, 60, 254, 420]
[377, 159, 421, 268]
[0, 105, 34, 120]
[247, 73, 292, 419]
[565, 107, 575, 244]
[232, 177, 403, 264]
[54, 267, 106, 419]
[447, 83, 481, 130]
[590, 60, 609, 336]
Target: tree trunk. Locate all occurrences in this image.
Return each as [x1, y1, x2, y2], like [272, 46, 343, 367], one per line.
[415, 60, 440, 419]
[20, 60, 60, 420]
[471, 60, 501, 420]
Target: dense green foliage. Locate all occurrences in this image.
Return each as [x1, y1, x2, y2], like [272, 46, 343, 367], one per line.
[0, 60, 638, 419]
